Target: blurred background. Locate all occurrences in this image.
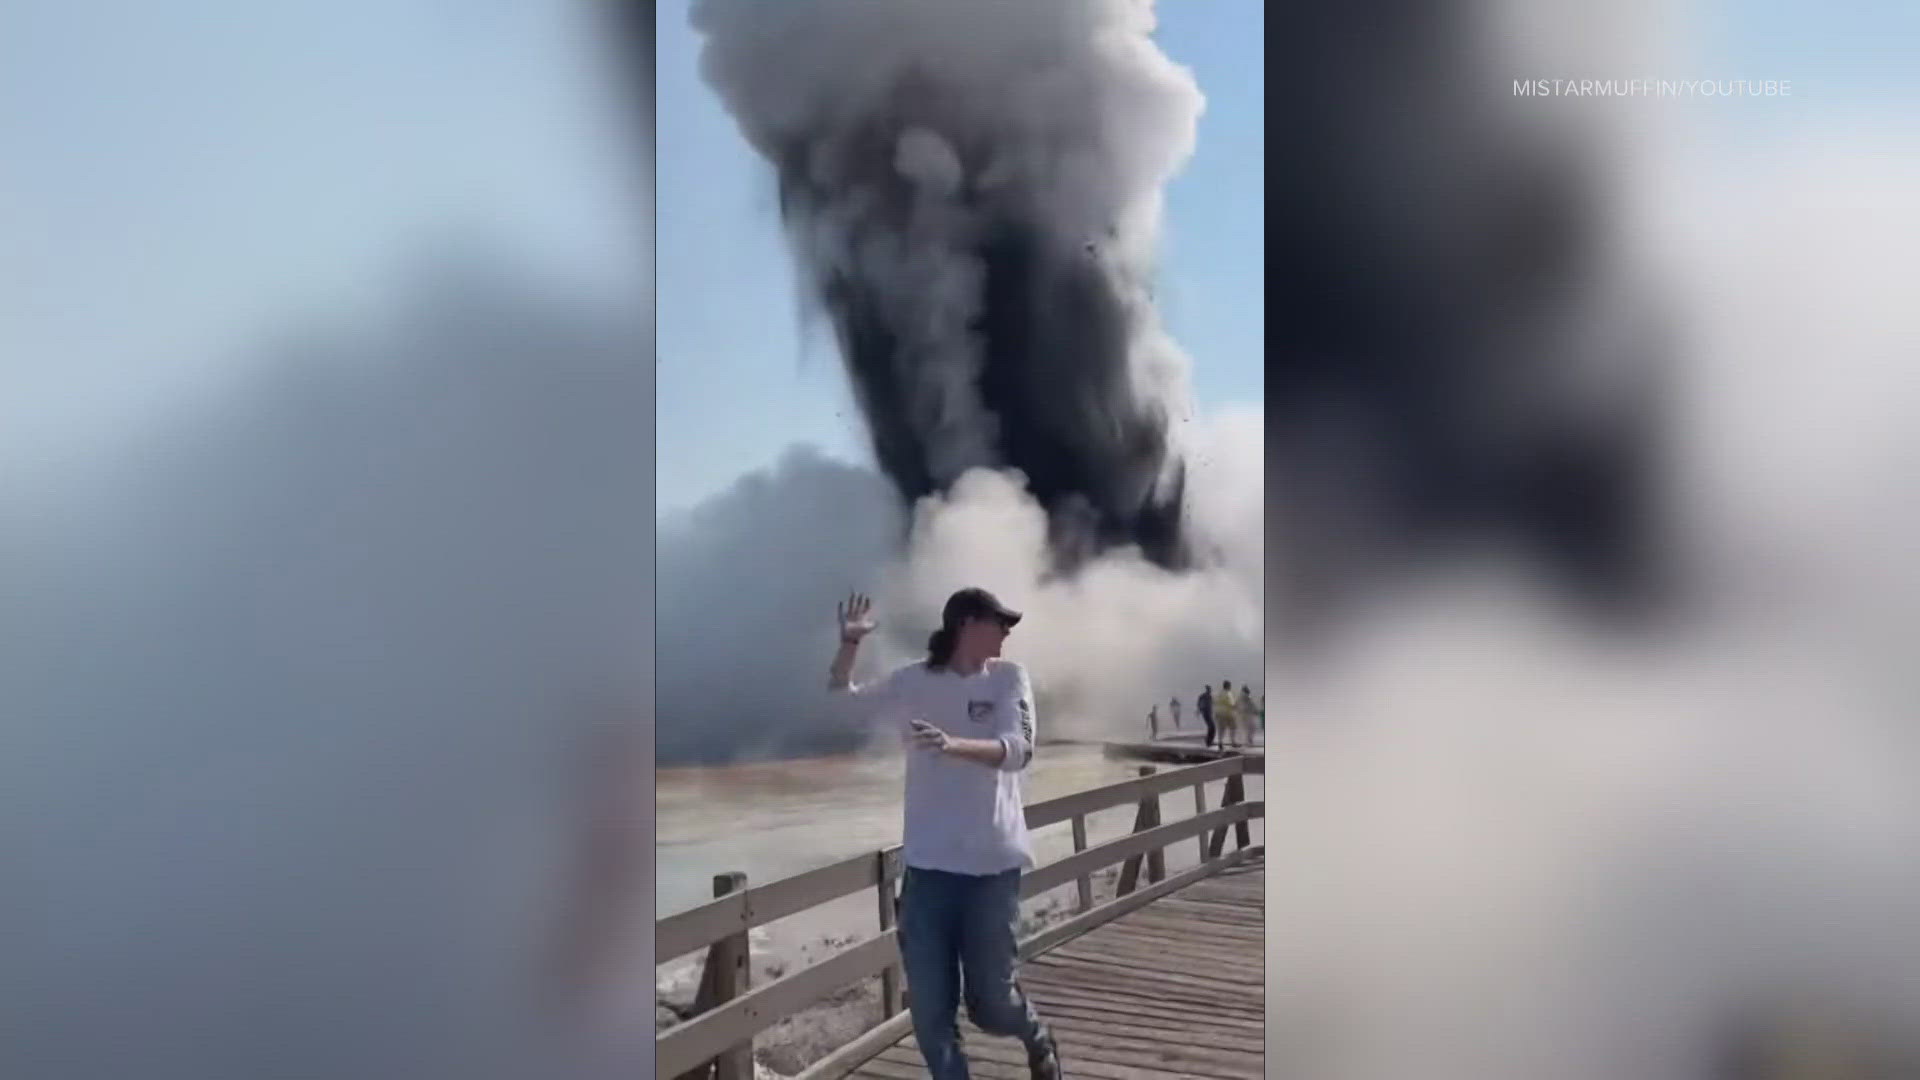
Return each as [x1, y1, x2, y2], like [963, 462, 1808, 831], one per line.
[5, 3, 655, 1078]
[1262, 2, 1920, 1078]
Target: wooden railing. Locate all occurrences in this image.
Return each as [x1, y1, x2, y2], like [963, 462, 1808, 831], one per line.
[655, 754, 1265, 1080]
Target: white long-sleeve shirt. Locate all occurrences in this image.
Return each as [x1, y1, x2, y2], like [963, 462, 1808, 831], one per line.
[840, 659, 1036, 875]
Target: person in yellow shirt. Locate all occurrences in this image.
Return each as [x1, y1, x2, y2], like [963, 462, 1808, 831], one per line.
[1215, 679, 1241, 749]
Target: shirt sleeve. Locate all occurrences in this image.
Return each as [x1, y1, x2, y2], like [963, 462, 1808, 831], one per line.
[992, 663, 1036, 772]
[838, 663, 905, 721]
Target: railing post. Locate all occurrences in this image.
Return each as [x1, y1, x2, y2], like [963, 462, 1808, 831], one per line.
[1192, 781, 1209, 867]
[1207, 771, 1247, 859]
[1145, 773, 1166, 884]
[1116, 766, 1162, 895]
[1232, 770, 1252, 851]
[685, 871, 751, 1080]
[876, 847, 902, 1020]
[1070, 814, 1093, 913]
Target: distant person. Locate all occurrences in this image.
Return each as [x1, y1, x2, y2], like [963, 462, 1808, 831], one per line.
[1197, 684, 1216, 749]
[1168, 695, 1183, 730]
[828, 589, 1063, 1080]
[1239, 685, 1261, 744]
[1216, 679, 1241, 749]
[1147, 703, 1160, 739]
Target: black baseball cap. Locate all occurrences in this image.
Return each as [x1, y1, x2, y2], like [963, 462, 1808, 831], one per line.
[942, 587, 1022, 629]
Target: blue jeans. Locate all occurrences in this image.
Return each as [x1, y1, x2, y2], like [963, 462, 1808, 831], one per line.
[898, 866, 1048, 1080]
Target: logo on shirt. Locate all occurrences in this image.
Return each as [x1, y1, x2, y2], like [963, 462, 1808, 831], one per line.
[967, 700, 994, 724]
[1018, 698, 1034, 743]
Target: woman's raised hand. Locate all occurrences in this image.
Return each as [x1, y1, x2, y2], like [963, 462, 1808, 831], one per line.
[836, 592, 877, 643]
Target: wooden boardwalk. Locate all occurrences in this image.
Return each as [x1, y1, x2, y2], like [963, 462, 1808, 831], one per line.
[657, 757, 1263, 1080]
[1101, 736, 1264, 767]
[846, 855, 1265, 1079]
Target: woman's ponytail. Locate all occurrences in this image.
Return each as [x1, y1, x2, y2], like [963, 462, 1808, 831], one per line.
[925, 625, 958, 669]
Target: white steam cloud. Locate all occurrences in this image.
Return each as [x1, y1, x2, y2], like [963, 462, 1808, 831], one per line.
[655, 408, 1264, 760]
[874, 408, 1264, 732]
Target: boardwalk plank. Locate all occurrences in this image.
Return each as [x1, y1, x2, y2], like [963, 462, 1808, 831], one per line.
[1150, 899, 1262, 923]
[890, 1039, 1192, 1080]
[1045, 944, 1264, 987]
[1063, 916, 1262, 947]
[1027, 982, 1263, 1025]
[1154, 903, 1261, 924]
[1113, 911, 1262, 942]
[1047, 934, 1263, 976]
[1046, 949, 1263, 988]
[1027, 956, 1259, 1010]
[848, 1058, 927, 1079]
[1029, 983, 1267, 1022]
[835, 853, 1265, 1078]
[1046, 1014, 1265, 1056]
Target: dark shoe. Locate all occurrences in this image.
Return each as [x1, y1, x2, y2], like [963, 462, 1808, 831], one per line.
[1029, 1028, 1062, 1079]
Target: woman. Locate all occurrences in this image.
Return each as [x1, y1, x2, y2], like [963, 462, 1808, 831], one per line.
[828, 588, 1063, 1080]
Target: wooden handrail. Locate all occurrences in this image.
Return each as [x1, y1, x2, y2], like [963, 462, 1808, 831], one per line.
[657, 755, 1248, 960]
[657, 847, 881, 962]
[1019, 801, 1260, 898]
[1024, 754, 1244, 827]
[657, 802, 1264, 1076]
[655, 754, 1264, 1076]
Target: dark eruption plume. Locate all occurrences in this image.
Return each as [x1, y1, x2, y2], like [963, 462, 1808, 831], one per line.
[692, 0, 1204, 568]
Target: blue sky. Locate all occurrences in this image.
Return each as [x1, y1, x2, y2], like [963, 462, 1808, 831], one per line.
[1696, 0, 1917, 92]
[655, 0, 1267, 514]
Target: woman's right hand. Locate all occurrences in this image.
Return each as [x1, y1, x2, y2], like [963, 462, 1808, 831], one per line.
[836, 592, 877, 643]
